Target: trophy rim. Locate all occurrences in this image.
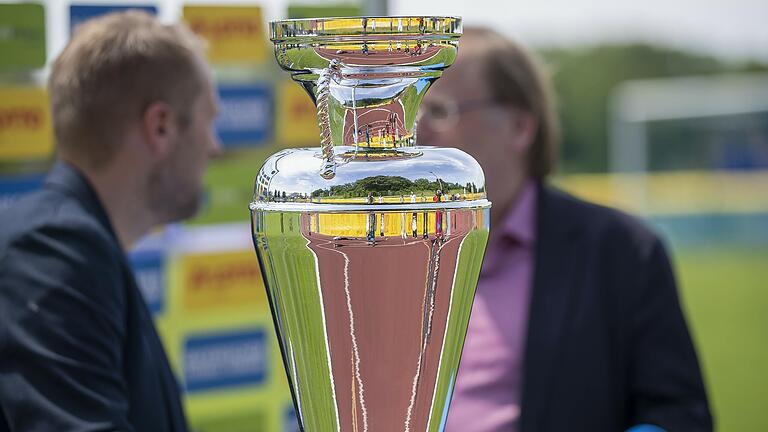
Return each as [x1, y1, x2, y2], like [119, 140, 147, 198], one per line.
[270, 16, 463, 41]
[249, 199, 492, 212]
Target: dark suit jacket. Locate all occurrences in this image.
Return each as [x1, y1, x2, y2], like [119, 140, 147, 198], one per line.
[0, 163, 188, 432]
[519, 184, 712, 431]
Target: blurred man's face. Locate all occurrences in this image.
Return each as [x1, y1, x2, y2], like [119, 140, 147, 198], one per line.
[418, 53, 531, 221]
[148, 74, 221, 223]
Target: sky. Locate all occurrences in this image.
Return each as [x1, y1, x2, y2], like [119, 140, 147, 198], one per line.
[38, 0, 768, 64]
[390, 0, 768, 63]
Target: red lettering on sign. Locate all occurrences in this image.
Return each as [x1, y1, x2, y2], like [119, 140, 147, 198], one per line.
[0, 108, 43, 130]
[188, 18, 261, 39]
[290, 100, 314, 119]
[188, 261, 261, 289]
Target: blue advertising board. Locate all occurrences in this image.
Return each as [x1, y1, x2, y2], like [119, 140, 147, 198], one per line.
[0, 174, 44, 211]
[285, 405, 299, 432]
[70, 4, 157, 35]
[184, 329, 267, 392]
[216, 85, 273, 148]
[129, 249, 166, 315]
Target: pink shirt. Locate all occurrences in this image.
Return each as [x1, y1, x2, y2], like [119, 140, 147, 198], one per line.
[445, 182, 537, 432]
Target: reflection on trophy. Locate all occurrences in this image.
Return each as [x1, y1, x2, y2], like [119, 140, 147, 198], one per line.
[250, 17, 491, 431]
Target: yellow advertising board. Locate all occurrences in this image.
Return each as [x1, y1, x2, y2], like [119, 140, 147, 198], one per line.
[276, 80, 319, 146]
[182, 5, 268, 65]
[157, 238, 295, 431]
[0, 87, 53, 161]
[177, 250, 266, 312]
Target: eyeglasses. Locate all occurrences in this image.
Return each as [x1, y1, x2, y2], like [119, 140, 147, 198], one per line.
[417, 97, 506, 131]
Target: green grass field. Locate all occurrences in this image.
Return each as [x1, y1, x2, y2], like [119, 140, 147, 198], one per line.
[674, 246, 768, 431]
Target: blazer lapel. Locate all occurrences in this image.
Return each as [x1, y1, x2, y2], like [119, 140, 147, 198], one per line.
[44, 161, 117, 241]
[519, 184, 584, 431]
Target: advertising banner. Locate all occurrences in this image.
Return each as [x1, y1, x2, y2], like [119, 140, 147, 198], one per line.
[184, 329, 267, 392]
[0, 86, 53, 161]
[216, 85, 273, 148]
[129, 249, 166, 316]
[69, 4, 158, 35]
[0, 174, 44, 211]
[275, 80, 318, 146]
[183, 5, 268, 65]
[0, 3, 46, 70]
[178, 249, 266, 312]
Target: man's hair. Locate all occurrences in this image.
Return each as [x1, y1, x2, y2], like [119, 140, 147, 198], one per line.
[48, 11, 207, 168]
[463, 27, 560, 180]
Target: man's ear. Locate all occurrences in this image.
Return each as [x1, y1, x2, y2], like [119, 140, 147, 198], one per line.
[509, 109, 537, 155]
[141, 101, 178, 160]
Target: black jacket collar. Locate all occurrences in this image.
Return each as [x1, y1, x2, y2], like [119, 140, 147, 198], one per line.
[520, 183, 586, 431]
[44, 161, 118, 244]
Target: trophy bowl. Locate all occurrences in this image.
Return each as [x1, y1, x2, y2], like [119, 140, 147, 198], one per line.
[251, 16, 491, 431]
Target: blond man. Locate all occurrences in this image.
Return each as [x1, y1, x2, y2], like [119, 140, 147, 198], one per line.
[0, 11, 220, 431]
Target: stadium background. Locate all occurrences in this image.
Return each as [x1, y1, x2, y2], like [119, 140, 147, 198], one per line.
[0, 1, 766, 430]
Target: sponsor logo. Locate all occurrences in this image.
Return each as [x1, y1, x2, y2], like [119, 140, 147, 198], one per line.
[0, 107, 44, 130]
[216, 85, 273, 148]
[181, 251, 266, 312]
[188, 18, 261, 39]
[184, 329, 267, 392]
[182, 6, 267, 64]
[0, 87, 52, 161]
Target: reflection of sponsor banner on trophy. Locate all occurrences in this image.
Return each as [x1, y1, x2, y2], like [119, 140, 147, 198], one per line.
[183, 329, 267, 392]
[304, 210, 487, 238]
[0, 87, 53, 161]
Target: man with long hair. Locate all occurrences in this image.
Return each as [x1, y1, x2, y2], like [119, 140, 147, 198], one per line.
[419, 27, 712, 432]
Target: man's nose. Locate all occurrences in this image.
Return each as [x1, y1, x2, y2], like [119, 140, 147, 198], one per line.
[209, 134, 223, 158]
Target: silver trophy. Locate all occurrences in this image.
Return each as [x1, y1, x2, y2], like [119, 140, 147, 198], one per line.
[250, 17, 491, 431]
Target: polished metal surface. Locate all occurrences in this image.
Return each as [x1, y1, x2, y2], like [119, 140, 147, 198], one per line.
[252, 208, 488, 431]
[252, 16, 490, 432]
[271, 16, 462, 179]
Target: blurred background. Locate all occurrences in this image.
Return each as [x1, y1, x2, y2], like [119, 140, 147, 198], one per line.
[1, 0, 766, 430]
